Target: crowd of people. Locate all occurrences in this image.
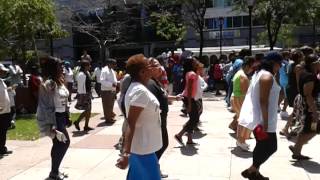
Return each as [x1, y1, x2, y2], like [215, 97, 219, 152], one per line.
[0, 45, 320, 180]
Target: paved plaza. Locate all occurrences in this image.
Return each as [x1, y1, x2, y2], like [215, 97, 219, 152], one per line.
[1, 93, 320, 180]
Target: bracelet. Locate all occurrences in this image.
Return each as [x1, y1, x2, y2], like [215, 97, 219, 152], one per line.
[122, 152, 130, 157]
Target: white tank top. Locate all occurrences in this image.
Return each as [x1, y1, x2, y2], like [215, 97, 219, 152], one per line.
[239, 70, 281, 132]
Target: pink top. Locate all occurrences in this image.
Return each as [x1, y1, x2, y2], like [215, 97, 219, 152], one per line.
[182, 71, 198, 98]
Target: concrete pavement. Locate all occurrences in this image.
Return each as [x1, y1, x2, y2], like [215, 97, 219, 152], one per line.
[1, 92, 320, 180]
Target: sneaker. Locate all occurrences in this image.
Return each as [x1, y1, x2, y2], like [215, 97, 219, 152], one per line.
[236, 141, 249, 151]
[280, 111, 289, 119]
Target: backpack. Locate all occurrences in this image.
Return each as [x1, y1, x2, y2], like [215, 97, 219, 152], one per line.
[213, 64, 223, 80]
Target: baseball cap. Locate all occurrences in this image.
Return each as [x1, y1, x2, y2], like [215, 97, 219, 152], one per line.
[264, 51, 283, 64]
[0, 63, 9, 72]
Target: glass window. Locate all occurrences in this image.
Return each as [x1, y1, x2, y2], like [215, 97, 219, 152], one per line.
[243, 16, 249, 27]
[206, 0, 213, 8]
[213, 0, 224, 8]
[205, 18, 214, 29]
[233, 16, 241, 27]
[224, 0, 233, 7]
[226, 17, 233, 28]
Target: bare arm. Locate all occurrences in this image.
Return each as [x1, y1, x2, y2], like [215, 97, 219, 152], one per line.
[187, 78, 194, 112]
[303, 82, 317, 116]
[259, 74, 274, 131]
[123, 106, 143, 154]
[295, 65, 303, 93]
[240, 75, 250, 95]
[116, 105, 143, 169]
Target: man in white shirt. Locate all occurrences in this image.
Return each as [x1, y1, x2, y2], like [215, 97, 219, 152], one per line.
[7, 60, 23, 86]
[92, 62, 102, 97]
[0, 63, 12, 155]
[100, 59, 119, 123]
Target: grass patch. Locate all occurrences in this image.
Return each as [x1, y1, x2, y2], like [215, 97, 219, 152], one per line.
[7, 113, 98, 141]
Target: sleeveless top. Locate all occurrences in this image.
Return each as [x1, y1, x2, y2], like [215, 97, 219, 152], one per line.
[232, 69, 245, 97]
[238, 70, 281, 132]
[182, 71, 198, 98]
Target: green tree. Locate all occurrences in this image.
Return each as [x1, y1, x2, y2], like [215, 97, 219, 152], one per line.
[234, 0, 307, 50]
[180, 0, 207, 57]
[257, 24, 297, 48]
[59, 0, 140, 61]
[304, 0, 320, 46]
[145, 0, 207, 56]
[0, 0, 66, 62]
[143, 0, 186, 44]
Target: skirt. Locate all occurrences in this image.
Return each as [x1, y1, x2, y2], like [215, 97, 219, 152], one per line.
[127, 153, 160, 180]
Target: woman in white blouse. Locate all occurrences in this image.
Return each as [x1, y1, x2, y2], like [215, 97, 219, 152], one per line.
[74, 60, 93, 132]
[37, 56, 71, 180]
[116, 54, 162, 180]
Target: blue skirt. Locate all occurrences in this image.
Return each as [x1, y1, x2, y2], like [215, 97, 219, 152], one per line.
[127, 153, 161, 180]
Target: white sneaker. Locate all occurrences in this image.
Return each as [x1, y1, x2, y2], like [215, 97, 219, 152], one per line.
[280, 111, 289, 119]
[236, 141, 250, 151]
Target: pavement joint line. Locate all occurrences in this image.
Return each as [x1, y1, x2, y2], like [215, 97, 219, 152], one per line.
[74, 148, 119, 179]
[10, 156, 50, 179]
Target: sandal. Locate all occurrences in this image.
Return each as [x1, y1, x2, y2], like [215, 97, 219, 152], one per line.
[174, 135, 184, 146]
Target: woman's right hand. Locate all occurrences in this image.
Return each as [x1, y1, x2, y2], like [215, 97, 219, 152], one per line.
[116, 155, 129, 169]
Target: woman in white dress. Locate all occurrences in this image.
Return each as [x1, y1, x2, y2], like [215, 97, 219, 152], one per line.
[239, 52, 282, 180]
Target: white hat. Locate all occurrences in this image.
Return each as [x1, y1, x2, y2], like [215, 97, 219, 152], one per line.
[0, 63, 9, 72]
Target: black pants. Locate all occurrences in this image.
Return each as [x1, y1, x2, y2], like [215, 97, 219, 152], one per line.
[156, 112, 169, 160]
[183, 98, 200, 133]
[0, 113, 11, 153]
[252, 133, 277, 169]
[95, 82, 101, 97]
[50, 112, 70, 176]
[67, 82, 73, 102]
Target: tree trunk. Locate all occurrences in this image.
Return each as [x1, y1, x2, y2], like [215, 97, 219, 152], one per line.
[32, 37, 39, 63]
[267, 20, 273, 50]
[313, 18, 316, 47]
[199, 28, 204, 58]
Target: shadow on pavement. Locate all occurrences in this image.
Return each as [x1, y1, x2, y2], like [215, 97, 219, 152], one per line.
[228, 133, 237, 139]
[193, 131, 207, 139]
[292, 160, 320, 174]
[71, 131, 88, 137]
[179, 145, 198, 156]
[96, 121, 115, 127]
[231, 147, 252, 159]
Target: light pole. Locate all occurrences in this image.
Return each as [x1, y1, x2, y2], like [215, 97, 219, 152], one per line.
[219, 16, 224, 56]
[247, 0, 255, 55]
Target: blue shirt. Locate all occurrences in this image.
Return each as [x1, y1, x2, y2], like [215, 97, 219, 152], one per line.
[279, 60, 289, 87]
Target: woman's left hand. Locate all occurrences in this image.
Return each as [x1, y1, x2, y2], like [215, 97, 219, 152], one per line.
[116, 156, 129, 169]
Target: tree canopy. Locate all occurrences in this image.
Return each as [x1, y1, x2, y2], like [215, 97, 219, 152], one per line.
[0, 0, 66, 61]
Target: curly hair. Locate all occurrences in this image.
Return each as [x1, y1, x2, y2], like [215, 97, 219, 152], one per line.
[126, 54, 148, 80]
[40, 55, 63, 85]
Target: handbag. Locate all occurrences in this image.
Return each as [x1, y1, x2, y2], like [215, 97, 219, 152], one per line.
[253, 124, 269, 141]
